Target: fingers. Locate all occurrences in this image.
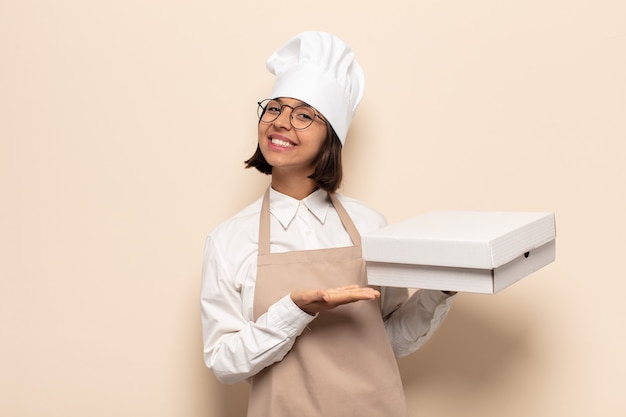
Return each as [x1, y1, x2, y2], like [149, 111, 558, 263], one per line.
[324, 286, 380, 304]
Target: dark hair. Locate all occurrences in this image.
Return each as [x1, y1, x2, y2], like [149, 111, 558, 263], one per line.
[244, 121, 343, 193]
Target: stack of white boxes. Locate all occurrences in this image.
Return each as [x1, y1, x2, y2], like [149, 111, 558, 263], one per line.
[362, 211, 556, 294]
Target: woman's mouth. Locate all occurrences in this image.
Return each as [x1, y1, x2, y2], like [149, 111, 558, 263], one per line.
[270, 137, 295, 148]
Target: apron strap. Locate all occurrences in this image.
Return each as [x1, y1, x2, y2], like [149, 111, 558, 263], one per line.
[258, 187, 362, 256]
[259, 187, 271, 255]
[329, 192, 362, 247]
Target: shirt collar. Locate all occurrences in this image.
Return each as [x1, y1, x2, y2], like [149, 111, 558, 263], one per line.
[269, 187, 331, 229]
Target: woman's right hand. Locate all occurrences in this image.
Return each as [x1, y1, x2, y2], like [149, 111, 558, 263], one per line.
[290, 285, 380, 315]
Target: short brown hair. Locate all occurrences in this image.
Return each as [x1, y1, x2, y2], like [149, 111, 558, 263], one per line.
[244, 121, 343, 192]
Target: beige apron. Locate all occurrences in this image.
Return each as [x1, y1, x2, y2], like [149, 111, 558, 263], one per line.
[248, 188, 408, 417]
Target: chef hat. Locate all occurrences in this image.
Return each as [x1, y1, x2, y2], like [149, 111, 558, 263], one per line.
[266, 31, 365, 145]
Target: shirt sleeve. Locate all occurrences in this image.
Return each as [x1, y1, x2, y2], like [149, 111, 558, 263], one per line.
[200, 235, 316, 384]
[381, 287, 456, 357]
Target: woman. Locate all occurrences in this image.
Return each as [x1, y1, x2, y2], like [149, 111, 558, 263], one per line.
[201, 31, 456, 417]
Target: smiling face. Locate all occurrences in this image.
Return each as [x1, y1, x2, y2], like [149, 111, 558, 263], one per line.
[257, 97, 328, 177]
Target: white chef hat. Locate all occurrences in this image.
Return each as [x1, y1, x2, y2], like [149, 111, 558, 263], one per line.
[266, 31, 365, 146]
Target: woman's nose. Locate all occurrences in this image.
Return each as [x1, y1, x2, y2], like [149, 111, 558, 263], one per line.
[273, 108, 293, 129]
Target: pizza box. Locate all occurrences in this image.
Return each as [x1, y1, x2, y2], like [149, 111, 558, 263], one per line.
[362, 211, 556, 294]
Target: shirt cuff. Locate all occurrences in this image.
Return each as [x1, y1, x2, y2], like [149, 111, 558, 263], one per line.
[266, 294, 317, 337]
[422, 288, 457, 304]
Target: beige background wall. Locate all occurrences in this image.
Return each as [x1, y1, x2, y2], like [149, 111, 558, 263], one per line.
[1, 1, 624, 416]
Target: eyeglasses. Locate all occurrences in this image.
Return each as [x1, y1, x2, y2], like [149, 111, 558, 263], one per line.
[257, 99, 323, 130]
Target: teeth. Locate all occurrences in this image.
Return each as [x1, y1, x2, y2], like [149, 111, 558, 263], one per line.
[271, 138, 294, 148]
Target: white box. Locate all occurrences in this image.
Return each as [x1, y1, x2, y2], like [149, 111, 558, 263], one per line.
[362, 211, 556, 294]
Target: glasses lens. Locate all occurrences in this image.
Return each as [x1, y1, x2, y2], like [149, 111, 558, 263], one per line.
[291, 106, 316, 129]
[258, 99, 280, 123]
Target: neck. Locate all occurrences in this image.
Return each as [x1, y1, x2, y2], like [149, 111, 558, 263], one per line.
[271, 170, 319, 200]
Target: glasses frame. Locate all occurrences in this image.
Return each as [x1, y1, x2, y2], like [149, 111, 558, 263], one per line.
[257, 99, 324, 130]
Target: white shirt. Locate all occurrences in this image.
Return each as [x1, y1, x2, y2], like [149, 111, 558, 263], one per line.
[201, 188, 455, 384]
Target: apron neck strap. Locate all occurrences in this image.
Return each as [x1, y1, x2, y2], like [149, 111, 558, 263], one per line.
[259, 187, 272, 255]
[328, 192, 362, 246]
[258, 187, 362, 255]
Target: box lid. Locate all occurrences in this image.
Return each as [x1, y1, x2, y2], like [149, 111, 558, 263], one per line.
[362, 211, 556, 269]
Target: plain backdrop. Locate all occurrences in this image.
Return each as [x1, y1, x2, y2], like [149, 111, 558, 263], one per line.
[1, 1, 625, 416]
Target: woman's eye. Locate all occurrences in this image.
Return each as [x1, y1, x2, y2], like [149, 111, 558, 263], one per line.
[266, 106, 281, 114]
[295, 110, 313, 120]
